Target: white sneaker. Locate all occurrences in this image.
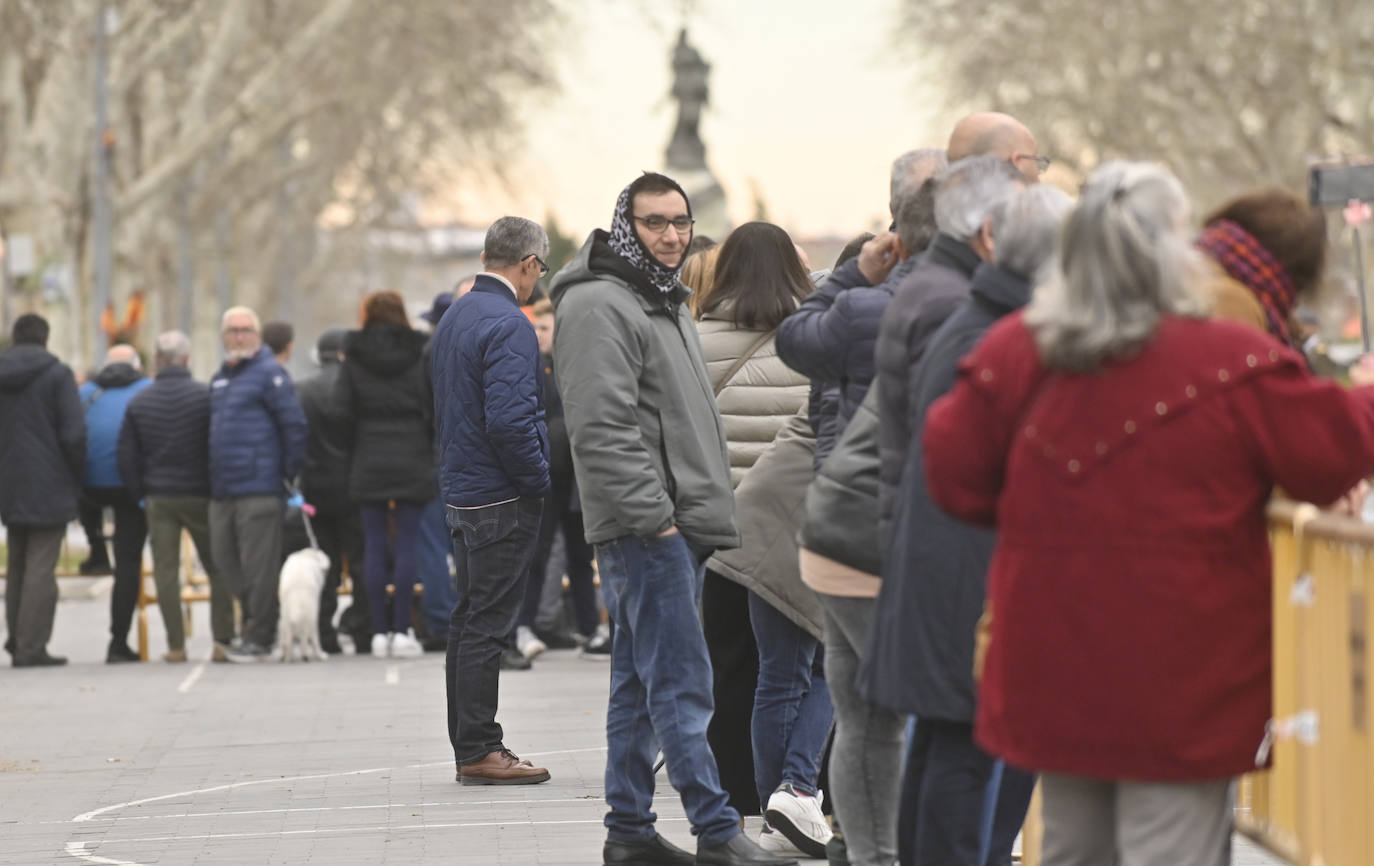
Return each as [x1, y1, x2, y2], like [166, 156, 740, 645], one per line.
[764, 784, 833, 859]
[390, 628, 423, 659]
[758, 824, 807, 857]
[370, 633, 391, 659]
[515, 625, 546, 660]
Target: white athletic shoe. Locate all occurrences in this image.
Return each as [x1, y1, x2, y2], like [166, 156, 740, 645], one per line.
[764, 783, 833, 859]
[758, 824, 807, 857]
[516, 625, 547, 660]
[390, 629, 423, 659]
[370, 633, 391, 659]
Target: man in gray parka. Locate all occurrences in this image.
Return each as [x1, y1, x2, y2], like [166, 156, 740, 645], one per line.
[551, 173, 794, 866]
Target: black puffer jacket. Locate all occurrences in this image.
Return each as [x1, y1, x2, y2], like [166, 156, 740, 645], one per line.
[336, 323, 436, 503]
[0, 345, 86, 526]
[296, 359, 354, 508]
[116, 366, 212, 500]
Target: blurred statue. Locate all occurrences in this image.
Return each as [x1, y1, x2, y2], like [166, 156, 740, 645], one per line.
[667, 29, 709, 170]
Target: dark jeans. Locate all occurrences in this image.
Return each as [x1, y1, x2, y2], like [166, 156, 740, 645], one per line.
[899, 718, 1036, 866]
[78, 494, 109, 566]
[4, 524, 63, 659]
[286, 502, 369, 643]
[146, 496, 234, 648]
[417, 496, 458, 636]
[519, 480, 598, 636]
[748, 590, 832, 808]
[596, 532, 740, 847]
[360, 500, 424, 635]
[444, 497, 543, 765]
[85, 486, 147, 646]
[703, 570, 760, 816]
[209, 495, 284, 648]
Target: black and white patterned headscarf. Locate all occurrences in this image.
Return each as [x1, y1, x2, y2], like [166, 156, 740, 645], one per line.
[606, 176, 692, 295]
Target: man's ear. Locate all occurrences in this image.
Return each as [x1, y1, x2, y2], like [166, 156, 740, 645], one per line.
[479, 251, 487, 268]
[894, 236, 910, 262]
[981, 219, 996, 257]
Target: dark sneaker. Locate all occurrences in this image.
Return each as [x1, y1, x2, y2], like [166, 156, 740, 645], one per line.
[500, 647, 532, 670]
[225, 642, 272, 663]
[534, 628, 580, 650]
[580, 628, 612, 660]
[14, 651, 68, 668]
[79, 558, 113, 576]
[603, 832, 695, 865]
[106, 642, 141, 664]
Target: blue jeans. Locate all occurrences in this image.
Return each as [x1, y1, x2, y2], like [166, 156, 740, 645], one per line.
[417, 496, 458, 636]
[748, 590, 833, 809]
[444, 497, 543, 764]
[360, 500, 424, 635]
[595, 533, 741, 847]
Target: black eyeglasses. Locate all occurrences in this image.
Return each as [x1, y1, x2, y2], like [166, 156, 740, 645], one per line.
[523, 253, 549, 276]
[634, 214, 695, 234]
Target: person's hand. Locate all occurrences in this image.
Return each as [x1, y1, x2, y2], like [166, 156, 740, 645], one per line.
[857, 232, 902, 285]
[658, 525, 679, 538]
[1351, 354, 1374, 387]
[286, 492, 305, 510]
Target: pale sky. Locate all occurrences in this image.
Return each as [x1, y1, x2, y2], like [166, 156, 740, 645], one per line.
[451, 0, 952, 241]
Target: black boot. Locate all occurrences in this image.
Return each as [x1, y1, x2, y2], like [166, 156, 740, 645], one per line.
[603, 833, 695, 866]
[106, 642, 140, 663]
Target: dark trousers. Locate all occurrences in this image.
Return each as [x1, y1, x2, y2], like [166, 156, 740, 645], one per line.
[360, 500, 424, 635]
[444, 497, 543, 765]
[4, 524, 63, 660]
[146, 496, 234, 648]
[287, 503, 370, 643]
[518, 480, 598, 636]
[78, 495, 110, 566]
[417, 496, 458, 637]
[85, 486, 147, 646]
[702, 569, 760, 816]
[209, 495, 283, 648]
[899, 718, 1036, 866]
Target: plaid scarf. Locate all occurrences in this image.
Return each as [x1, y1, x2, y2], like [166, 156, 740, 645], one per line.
[1196, 220, 1296, 345]
[606, 178, 692, 295]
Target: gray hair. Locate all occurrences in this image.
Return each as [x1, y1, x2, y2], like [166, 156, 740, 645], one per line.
[483, 216, 549, 269]
[990, 185, 1075, 281]
[889, 148, 947, 218]
[933, 155, 1026, 243]
[155, 330, 191, 369]
[1025, 161, 1209, 372]
[220, 306, 260, 332]
[896, 178, 939, 256]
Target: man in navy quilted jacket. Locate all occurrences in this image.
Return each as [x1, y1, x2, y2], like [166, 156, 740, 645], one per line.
[208, 306, 307, 662]
[432, 216, 552, 785]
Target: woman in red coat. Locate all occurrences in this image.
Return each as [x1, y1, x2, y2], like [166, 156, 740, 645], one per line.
[922, 161, 1374, 866]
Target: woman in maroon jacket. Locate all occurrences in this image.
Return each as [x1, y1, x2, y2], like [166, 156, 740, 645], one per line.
[922, 161, 1374, 866]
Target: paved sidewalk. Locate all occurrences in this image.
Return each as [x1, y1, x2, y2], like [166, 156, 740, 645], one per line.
[2, 594, 1284, 865]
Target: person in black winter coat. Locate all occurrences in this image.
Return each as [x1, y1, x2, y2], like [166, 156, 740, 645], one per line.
[868, 184, 1071, 866]
[0, 314, 85, 667]
[117, 330, 234, 662]
[294, 327, 370, 654]
[336, 291, 436, 659]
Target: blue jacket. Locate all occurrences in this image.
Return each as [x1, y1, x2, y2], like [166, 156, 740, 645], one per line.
[79, 364, 151, 489]
[776, 256, 916, 464]
[431, 275, 550, 507]
[208, 346, 307, 499]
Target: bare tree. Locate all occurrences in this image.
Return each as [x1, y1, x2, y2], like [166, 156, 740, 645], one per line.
[898, 0, 1374, 205]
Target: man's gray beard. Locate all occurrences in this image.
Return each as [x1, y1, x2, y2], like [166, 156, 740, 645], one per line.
[226, 348, 256, 363]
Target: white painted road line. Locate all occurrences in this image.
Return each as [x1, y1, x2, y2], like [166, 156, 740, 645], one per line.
[176, 661, 207, 694]
[385, 665, 400, 685]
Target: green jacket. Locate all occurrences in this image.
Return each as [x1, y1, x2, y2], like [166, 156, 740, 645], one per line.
[550, 232, 739, 550]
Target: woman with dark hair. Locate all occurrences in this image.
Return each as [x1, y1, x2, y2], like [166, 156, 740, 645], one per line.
[696, 221, 833, 857]
[336, 290, 434, 659]
[1197, 187, 1327, 345]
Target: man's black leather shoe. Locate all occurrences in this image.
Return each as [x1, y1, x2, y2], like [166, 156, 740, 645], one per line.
[603, 833, 694, 866]
[14, 651, 68, 668]
[697, 832, 798, 866]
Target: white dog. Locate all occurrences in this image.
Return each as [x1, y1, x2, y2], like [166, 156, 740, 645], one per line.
[277, 548, 330, 662]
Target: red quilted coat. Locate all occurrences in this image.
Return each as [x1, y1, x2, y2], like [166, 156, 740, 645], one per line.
[923, 313, 1374, 780]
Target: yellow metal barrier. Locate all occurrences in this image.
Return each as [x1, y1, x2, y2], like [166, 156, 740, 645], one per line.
[1236, 500, 1374, 866]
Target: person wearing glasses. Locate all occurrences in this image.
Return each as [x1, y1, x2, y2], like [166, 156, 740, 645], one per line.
[552, 173, 794, 866]
[431, 216, 552, 786]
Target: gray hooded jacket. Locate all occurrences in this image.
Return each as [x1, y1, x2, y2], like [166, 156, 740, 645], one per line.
[550, 231, 739, 550]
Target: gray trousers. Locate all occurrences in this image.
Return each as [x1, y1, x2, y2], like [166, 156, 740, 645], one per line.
[209, 496, 283, 648]
[1041, 773, 1233, 866]
[817, 592, 907, 866]
[148, 496, 234, 649]
[4, 524, 64, 660]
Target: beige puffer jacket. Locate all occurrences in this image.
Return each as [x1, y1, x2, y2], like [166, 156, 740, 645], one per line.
[696, 304, 810, 488]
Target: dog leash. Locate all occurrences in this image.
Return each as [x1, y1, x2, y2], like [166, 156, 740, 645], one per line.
[283, 479, 320, 551]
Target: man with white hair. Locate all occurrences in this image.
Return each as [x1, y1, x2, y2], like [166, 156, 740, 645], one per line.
[209, 306, 308, 662]
[79, 342, 152, 663]
[118, 330, 234, 663]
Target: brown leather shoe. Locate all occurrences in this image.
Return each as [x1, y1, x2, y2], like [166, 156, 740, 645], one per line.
[457, 749, 550, 785]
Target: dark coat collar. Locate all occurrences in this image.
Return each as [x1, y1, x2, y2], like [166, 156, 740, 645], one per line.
[969, 263, 1033, 317]
[155, 366, 192, 381]
[471, 273, 520, 305]
[927, 233, 983, 279]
